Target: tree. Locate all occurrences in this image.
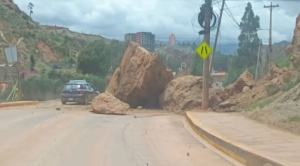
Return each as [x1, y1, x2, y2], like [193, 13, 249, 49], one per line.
[28, 2, 34, 18]
[30, 55, 35, 71]
[237, 2, 260, 68]
[77, 40, 111, 77]
[212, 51, 232, 72]
[190, 54, 203, 76]
[224, 2, 260, 86]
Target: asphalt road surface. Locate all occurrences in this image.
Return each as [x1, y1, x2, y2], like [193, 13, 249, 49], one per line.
[0, 100, 243, 166]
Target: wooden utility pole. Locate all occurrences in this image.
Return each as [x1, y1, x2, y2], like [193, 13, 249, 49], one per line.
[202, 0, 212, 110]
[255, 39, 262, 80]
[209, 0, 225, 73]
[264, 2, 279, 71]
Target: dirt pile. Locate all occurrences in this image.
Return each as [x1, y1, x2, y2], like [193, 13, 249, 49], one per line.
[159, 75, 202, 111]
[159, 75, 229, 112]
[107, 42, 173, 108]
[91, 92, 130, 115]
[218, 70, 267, 110]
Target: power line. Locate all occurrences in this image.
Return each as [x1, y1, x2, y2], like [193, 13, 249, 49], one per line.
[224, 2, 240, 29]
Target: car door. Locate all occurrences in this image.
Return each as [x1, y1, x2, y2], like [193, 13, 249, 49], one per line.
[87, 84, 98, 101]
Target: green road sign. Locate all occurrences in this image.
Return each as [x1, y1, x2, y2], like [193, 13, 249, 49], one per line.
[195, 41, 213, 59]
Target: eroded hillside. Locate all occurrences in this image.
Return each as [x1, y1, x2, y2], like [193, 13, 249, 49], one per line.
[0, 0, 107, 71]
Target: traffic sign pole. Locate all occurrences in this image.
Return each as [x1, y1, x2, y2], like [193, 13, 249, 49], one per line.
[202, 0, 212, 110]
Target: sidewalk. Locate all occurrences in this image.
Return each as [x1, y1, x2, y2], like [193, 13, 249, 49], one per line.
[186, 111, 300, 166]
[0, 101, 38, 108]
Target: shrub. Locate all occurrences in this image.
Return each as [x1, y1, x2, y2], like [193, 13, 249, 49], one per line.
[288, 116, 300, 122]
[21, 75, 63, 101]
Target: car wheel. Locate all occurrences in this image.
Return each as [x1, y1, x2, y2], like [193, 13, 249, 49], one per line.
[61, 100, 66, 105]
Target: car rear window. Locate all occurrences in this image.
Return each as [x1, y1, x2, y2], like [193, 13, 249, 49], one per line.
[63, 84, 86, 90]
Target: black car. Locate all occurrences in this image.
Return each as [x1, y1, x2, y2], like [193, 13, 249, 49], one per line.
[60, 80, 99, 105]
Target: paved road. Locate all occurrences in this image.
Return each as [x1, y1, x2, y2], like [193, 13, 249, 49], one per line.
[0, 101, 242, 166]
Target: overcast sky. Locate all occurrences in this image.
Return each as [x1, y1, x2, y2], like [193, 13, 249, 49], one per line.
[13, 0, 300, 45]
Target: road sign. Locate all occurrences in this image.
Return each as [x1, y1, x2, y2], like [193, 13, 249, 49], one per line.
[4, 46, 18, 64]
[195, 41, 212, 59]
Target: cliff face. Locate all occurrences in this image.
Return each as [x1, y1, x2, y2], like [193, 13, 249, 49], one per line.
[290, 13, 300, 68]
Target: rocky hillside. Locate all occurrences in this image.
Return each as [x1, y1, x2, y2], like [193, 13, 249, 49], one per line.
[288, 13, 300, 69]
[0, 0, 107, 71]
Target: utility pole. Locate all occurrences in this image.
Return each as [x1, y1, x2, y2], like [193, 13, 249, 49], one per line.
[209, 0, 225, 74]
[264, 2, 279, 72]
[202, 0, 212, 110]
[255, 39, 262, 80]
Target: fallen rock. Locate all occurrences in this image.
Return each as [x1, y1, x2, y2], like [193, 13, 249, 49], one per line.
[91, 92, 130, 115]
[218, 100, 236, 109]
[225, 69, 254, 95]
[209, 89, 229, 109]
[242, 86, 251, 93]
[107, 42, 173, 108]
[159, 75, 202, 111]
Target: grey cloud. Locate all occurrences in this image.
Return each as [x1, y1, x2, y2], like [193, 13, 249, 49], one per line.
[12, 0, 300, 44]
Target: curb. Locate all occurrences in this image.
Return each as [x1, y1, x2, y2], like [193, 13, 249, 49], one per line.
[185, 111, 290, 166]
[0, 101, 39, 108]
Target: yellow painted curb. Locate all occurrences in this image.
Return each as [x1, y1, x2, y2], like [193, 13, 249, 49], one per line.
[0, 101, 39, 108]
[185, 111, 289, 166]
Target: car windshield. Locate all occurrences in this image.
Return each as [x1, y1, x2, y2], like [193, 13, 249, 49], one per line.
[63, 84, 85, 90]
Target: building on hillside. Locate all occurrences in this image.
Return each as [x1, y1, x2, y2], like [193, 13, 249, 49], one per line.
[168, 33, 176, 46]
[124, 32, 155, 52]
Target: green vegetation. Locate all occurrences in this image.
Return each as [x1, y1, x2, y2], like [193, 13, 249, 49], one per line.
[275, 52, 292, 69]
[282, 81, 299, 92]
[224, 2, 260, 86]
[30, 55, 35, 71]
[246, 97, 276, 110]
[21, 70, 106, 101]
[0, 2, 130, 101]
[212, 52, 232, 72]
[77, 39, 126, 76]
[288, 116, 300, 122]
[190, 54, 203, 76]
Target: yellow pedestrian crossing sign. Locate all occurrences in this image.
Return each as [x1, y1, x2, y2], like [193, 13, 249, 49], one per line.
[195, 41, 213, 59]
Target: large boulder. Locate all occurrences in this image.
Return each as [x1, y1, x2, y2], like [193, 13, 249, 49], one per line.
[290, 14, 300, 68]
[224, 69, 254, 95]
[159, 75, 203, 111]
[107, 42, 173, 108]
[91, 92, 130, 115]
